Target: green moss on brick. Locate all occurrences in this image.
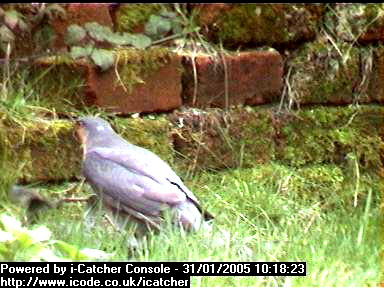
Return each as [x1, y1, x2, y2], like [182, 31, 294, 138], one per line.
[324, 4, 384, 43]
[288, 40, 371, 105]
[0, 115, 81, 183]
[112, 115, 174, 165]
[228, 107, 275, 168]
[115, 4, 163, 32]
[275, 105, 384, 173]
[208, 4, 322, 49]
[170, 107, 275, 173]
[115, 47, 175, 93]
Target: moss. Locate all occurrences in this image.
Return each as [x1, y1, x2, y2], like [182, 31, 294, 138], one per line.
[28, 59, 87, 113]
[324, 4, 384, 43]
[170, 107, 275, 173]
[228, 107, 275, 168]
[208, 4, 322, 49]
[115, 47, 175, 93]
[112, 115, 174, 165]
[115, 4, 163, 32]
[288, 40, 371, 105]
[275, 105, 384, 173]
[0, 116, 81, 184]
[281, 163, 379, 207]
[0, 113, 176, 184]
[288, 40, 375, 104]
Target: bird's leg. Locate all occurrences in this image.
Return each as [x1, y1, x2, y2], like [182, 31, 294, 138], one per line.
[104, 213, 123, 232]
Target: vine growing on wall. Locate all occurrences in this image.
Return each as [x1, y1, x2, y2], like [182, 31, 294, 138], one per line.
[0, 4, 212, 72]
[65, 5, 202, 71]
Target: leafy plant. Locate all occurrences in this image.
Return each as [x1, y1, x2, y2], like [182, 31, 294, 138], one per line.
[64, 4, 211, 71]
[66, 21, 154, 71]
[0, 213, 112, 261]
[144, 9, 183, 39]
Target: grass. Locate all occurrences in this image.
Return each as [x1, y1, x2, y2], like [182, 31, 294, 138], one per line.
[1, 162, 379, 286]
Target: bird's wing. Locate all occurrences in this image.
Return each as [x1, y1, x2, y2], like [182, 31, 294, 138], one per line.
[84, 151, 187, 216]
[88, 146, 200, 204]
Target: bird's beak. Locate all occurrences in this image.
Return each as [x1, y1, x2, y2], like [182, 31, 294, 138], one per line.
[74, 122, 86, 144]
[75, 122, 89, 159]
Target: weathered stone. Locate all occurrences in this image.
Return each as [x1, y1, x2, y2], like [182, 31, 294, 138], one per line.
[0, 115, 176, 184]
[112, 116, 174, 165]
[51, 3, 114, 50]
[286, 40, 372, 106]
[0, 117, 81, 183]
[192, 3, 233, 34]
[0, 4, 62, 58]
[31, 48, 183, 114]
[84, 48, 182, 114]
[182, 50, 283, 108]
[169, 105, 384, 174]
[367, 46, 384, 104]
[274, 105, 384, 172]
[324, 4, 384, 44]
[169, 107, 275, 173]
[194, 4, 324, 49]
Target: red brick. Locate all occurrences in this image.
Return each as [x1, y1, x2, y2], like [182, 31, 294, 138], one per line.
[84, 54, 183, 114]
[182, 50, 283, 108]
[368, 46, 384, 104]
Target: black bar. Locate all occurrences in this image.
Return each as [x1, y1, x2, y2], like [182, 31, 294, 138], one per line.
[0, 262, 306, 287]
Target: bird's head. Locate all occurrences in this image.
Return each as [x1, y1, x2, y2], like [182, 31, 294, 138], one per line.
[75, 116, 116, 152]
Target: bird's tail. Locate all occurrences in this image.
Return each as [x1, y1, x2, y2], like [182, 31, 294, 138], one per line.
[174, 201, 203, 231]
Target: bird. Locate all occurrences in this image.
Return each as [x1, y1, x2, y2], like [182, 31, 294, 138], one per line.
[75, 116, 212, 231]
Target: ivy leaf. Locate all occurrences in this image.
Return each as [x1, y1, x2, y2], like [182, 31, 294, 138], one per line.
[65, 24, 86, 45]
[106, 32, 132, 46]
[53, 240, 83, 260]
[159, 10, 177, 19]
[69, 45, 93, 59]
[129, 34, 152, 49]
[33, 247, 67, 262]
[4, 10, 20, 30]
[90, 49, 115, 71]
[85, 22, 114, 43]
[145, 15, 172, 38]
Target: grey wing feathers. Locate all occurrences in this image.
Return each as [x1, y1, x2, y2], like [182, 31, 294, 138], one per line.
[89, 146, 200, 204]
[83, 151, 187, 216]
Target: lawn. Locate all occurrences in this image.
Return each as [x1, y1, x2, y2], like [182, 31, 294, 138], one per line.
[1, 162, 379, 287]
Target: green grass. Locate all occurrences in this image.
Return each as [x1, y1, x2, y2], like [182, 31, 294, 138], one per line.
[1, 163, 379, 286]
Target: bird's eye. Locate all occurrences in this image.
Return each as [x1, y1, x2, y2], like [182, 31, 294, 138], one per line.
[76, 120, 85, 128]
